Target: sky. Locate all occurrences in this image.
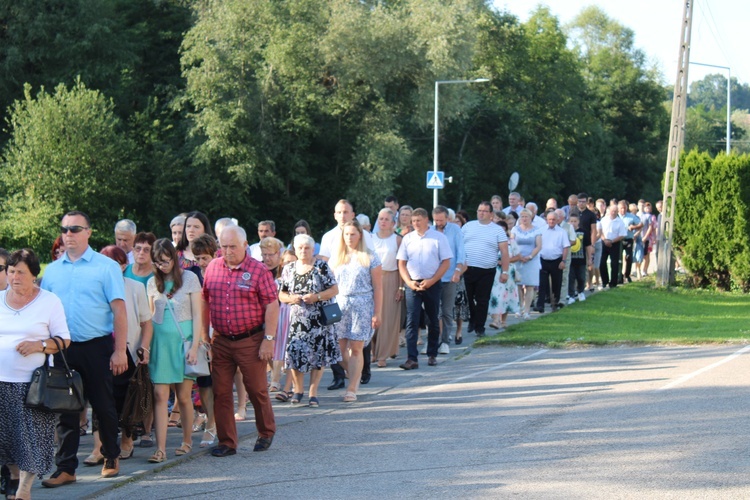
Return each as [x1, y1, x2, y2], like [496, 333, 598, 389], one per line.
[493, 0, 749, 86]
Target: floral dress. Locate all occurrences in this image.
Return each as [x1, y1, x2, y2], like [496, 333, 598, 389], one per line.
[280, 260, 342, 373]
[488, 239, 520, 316]
[333, 252, 381, 342]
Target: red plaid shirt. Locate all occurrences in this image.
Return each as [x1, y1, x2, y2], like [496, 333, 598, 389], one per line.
[202, 254, 278, 335]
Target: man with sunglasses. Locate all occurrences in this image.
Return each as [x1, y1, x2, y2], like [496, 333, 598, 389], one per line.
[40, 211, 128, 486]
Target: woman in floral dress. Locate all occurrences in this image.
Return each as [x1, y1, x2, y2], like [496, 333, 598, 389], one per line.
[279, 234, 340, 408]
[488, 220, 520, 328]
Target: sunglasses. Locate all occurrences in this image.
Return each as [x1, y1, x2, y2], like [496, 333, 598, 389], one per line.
[61, 225, 89, 234]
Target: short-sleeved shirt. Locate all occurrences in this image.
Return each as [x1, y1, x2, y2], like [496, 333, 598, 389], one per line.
[333, 252, 381, 296]
[124, 277, 152, 361]
[397, 228, 453, 280]
[0, 289, 70, 382]
[124, 264, 153, 290]
[600, 216, 628, 240]
[41, 246, 126, 342]
[620, 212, 640, 240]
[433, 222, 466, 282]
[202, 254, 278, 335]
[578, 208, 598, 247]
[462, 220, 507, 269]
[539, 225, 571, 260]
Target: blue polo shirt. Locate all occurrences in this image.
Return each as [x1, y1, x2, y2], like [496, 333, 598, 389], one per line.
[620, 212, 640, 240]
[41, 246, 126, 342]
[432, 222, 466, 282]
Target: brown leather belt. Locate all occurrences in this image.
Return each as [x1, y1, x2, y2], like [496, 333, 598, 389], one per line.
[220, 324, 264, 341]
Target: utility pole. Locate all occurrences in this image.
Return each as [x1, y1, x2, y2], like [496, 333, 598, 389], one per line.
[657, 0, 694, 287]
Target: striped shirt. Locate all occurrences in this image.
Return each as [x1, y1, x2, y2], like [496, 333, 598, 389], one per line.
[461, 221, 508, 269]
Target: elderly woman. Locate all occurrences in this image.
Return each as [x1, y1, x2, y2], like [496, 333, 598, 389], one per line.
[147, 239, 206, 463]
[279, 234, 340, 407]
[289, 219, 320, 256]
[511, 209, 542, 319]
[170, 215, 186, 249]
[0, 249, 70, 500]
[176, 211, 214, 270]
[259, 237, 290, 394]
[84, 246, 153, 464]
[371, 208, 402, 367]
[330, 221, 382, 402]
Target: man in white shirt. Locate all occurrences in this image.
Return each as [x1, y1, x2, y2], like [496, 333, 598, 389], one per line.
[526, 202, 547, 229]
[114, 219, 136, 264]
[502, 191, 523, 215]
[536, 211, 571, 312]
[461, 202, 509, 337]
[248, 221, 276, 261]
[599, 205, 628, 288]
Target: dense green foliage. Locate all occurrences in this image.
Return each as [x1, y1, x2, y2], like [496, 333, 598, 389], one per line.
[673, 151, 750, 290]
[0, 0, 679, 256]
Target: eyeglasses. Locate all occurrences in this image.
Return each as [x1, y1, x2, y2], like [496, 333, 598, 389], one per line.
[133, 246, 151, 253]
[61, 225, 89, 234]
[153, 260, 172, 268]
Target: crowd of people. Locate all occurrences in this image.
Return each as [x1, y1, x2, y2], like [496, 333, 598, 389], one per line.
[0, 192, 662, 498]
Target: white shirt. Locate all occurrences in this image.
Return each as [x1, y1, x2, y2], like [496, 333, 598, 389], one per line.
[539, 225, 571, 260]
[532, 215, 547, 230]
[124, 278, 152, 362]
[372, 232, 399, 272]
[319, 226, 374, 258]
[397, 228, 453, 280]
[462, 220, 507, 269]
[0, 289, 70, 382]
[248, 243, 262, 261]
[599, 216, 628, 241]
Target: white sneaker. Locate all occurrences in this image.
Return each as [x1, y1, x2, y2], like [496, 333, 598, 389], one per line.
[438, 343, 450, 355]
[578, 293, 586, 302]
[420, 345, 427, 355]
[567, 296, 576, 305]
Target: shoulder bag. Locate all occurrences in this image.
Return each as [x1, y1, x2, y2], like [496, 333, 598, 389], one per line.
[313, 262, 342, 326]
[25, 336, 85, 414]
[166, 298, 211, 378]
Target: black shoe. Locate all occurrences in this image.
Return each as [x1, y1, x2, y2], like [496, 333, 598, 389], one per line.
[533, 307, 544, 313]
[467, 325, 475, 333]
[327, 378, 345, 390]
[475, 330, 485, 338]
[626, 276, 633, 283]
[211, 445, 236, 457]
[427, 356, 437, 366]
[454, 336, 463, 345]
[253, 437, 273, 452]
[360, 372, 371, 385]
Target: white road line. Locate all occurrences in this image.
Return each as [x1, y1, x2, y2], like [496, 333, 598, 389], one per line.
[657, 345, 750, 391]
[394, 348, 549, 397]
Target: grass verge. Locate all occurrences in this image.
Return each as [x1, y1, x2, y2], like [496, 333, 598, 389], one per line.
[476, 279, 750, 348]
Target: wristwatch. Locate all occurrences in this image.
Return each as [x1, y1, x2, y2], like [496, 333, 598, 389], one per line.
[41, 340, 47, 353]
[264, 335, 276, 341]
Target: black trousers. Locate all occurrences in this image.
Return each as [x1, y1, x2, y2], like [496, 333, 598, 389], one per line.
[600, 241, 622, 288]
[568, 260, 587, 296]
[538, 257, 563, 309]
[463, 266, 496, 334]
[621, 238, 634, 281]
[53, 335, 120, 473]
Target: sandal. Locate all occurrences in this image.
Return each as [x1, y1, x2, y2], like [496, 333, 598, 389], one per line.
[234, 408, 246, 421]
[148, 450, 166, 463]
[168, 411, 180, 428]
[291, 393, 304, 404]
[83, 453, 104, 466]
[6, 478, 18, 500]
[343, 392, 357, 402]
[268, 383, 281, 392]
[174, 442, 192, 456]
[192, 413, 207, 433]
[139, 433, 154, 448]
[308, 397, 319, 408]
[79, 419, 89, 436]
[275, 391, 293, 402]
[377, 360, 386, 368]
[200, 427, 216, 448]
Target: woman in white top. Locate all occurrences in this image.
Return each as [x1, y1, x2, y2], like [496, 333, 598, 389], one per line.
[0, 249, 70, 500]
[371, 208, 403, 367]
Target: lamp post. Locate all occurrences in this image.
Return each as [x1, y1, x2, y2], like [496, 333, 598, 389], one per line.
[433, 78, 490, 208]
[690, 62, 731, 154]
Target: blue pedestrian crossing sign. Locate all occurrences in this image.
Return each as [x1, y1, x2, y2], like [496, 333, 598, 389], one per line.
[426, 171, 445, 189]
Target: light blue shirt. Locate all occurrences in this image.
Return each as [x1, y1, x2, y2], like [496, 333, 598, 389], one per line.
[41, 246, 126, 342]
[397, 228, 453, 280]
[432, 223, 466, 282]
[620, 212, 640, 239]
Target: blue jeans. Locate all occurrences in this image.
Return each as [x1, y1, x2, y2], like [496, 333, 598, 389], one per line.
[405, 281, 442, 362]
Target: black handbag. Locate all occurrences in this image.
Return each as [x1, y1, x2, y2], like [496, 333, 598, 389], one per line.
[25, 336, 85, 414]
[121, 348, 154, 428]
[320, 302, 342, 325]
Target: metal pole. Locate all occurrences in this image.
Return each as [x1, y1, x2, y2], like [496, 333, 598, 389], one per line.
[432, 78, 489, 209]
[690, 62, 731, 154]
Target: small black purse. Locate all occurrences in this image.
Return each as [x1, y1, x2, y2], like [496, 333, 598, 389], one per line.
[320, 302, 342, 325]
[25, 336, 85, 414]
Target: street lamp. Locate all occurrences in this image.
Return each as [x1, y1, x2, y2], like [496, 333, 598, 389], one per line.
[433, 78, 490, 208]
[690, 62, 731, 154]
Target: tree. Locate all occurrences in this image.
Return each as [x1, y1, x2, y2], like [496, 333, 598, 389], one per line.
[0, 80, 137, 253]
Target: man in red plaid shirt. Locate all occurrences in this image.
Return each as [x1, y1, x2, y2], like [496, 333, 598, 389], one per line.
[202, 225, 279, 457]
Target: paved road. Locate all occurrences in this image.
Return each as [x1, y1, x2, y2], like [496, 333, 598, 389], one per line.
[30, 335, 750, 499]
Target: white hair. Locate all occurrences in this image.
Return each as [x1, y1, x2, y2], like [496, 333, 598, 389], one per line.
[447, 208, 456, 221]
[356, 214, 370, 226]
[293, 234, 315, 248]
[220, 224, 247, 243]
[377, 208, 396, 223]
[215, 217, 238, 237]
[170, 215, 186, 228]
[114, 219, 136, 234]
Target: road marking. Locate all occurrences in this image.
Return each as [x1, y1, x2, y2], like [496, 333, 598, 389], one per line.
[398, 348, 549, 396]
[657, 345, 750, 391]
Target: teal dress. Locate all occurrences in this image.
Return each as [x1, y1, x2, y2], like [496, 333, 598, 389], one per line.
[147, 279, 198, 384]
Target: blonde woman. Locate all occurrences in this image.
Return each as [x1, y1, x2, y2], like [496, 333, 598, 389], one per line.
[330, 221, 382, 402]
[511, 209, 541, 319]
[371, 208, 403, 367]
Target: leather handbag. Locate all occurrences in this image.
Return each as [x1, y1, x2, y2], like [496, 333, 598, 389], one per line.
[25, 336, 85, 414]
[166, 299, 211, 378]
[120, 348, 154, 427]
[320, 302, 342, 325]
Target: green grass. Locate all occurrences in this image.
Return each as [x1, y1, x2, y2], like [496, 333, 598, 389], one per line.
[476, 279, 750, 347]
